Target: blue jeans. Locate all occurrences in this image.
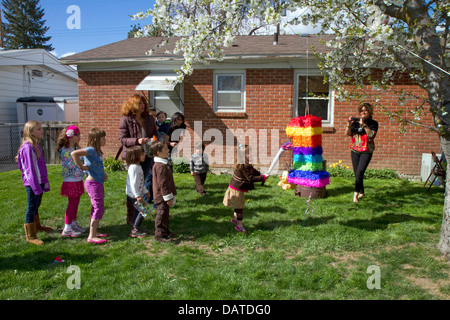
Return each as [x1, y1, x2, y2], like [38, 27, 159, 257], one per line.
[25, 184, 44, 223]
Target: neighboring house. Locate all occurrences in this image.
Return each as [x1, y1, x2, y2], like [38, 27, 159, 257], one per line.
[61, 35, 441, 176]
[0, 49, 78, 123]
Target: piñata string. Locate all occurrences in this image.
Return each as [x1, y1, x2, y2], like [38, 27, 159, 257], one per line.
[301, 192, 315, 228]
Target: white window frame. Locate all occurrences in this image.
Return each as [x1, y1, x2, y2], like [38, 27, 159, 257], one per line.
[150, 82, 184, 114]
[294, 71, 334, 127]
[213, 70, 246, 112]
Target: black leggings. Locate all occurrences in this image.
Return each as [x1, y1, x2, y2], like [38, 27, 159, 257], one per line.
[235, 209, 244, 221]
[351, 151, 373, 194]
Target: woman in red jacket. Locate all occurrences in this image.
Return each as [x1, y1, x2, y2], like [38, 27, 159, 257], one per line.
[345, 103, 379, 203]
[119, 94, 158, 224]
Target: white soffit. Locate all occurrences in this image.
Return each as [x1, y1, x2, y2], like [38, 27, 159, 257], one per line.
[136, 74, 179, 91]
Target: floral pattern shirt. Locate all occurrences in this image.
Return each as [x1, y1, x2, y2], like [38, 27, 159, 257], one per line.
[59, 147, 84, 182]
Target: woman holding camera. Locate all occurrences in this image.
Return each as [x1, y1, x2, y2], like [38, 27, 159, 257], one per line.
[345, 103, 379, 203]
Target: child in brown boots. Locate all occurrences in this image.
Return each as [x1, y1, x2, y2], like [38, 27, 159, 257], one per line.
[17, 121, 53, 245]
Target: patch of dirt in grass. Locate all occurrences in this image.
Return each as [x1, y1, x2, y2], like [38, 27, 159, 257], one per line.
[138, 236, 247, 259]
[328, 251, 374, 270]
[285, 249, 303, 261]
[180, 239, 246, 258]
[140, 238, 170, 256]
[384, 244, 450, 299]
[405, 273, 450, 299]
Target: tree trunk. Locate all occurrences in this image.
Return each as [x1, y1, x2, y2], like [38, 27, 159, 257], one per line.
[437, 136, 450, 259]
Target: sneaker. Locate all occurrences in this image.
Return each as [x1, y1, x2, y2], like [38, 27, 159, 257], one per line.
[235, 225, 247, 234]
[61, 228, 82, 238]
[71, 222, 86, 233]
[130, 228, 148, 238]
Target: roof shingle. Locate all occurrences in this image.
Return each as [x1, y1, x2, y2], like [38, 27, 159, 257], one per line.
[60, 34, 335, 63]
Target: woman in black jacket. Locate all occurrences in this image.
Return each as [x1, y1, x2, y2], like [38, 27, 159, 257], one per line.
[345, 103, 379, 203]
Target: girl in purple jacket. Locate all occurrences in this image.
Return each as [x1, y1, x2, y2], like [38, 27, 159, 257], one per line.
[17, 121, 52, 245]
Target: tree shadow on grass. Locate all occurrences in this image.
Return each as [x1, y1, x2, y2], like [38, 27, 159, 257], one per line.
[162, 199, 335, 239]
[0, 250, 100, 271]
[341, 213, 437, 231]
[326, 185, 355, 198]
[254, 216, 334, 231]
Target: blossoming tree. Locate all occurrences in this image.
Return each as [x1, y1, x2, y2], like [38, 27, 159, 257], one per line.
[134, 0, 450, 257]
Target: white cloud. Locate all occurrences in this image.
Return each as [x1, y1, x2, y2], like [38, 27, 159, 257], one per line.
[60, 52, 77, 58]
[49, 51, 77, 59]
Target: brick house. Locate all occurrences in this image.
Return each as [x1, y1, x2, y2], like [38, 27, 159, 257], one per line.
[61, 35, 440, 177]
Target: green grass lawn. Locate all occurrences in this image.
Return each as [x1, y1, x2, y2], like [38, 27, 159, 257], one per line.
[0, 166, 449, 300]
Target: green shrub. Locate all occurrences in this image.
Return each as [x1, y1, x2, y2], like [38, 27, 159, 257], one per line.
[172, 157, 190, 173]
[364, 168, 399, 179]
[327, 160, 354, 178]
[104, 156, 126, 172]
[327, 160, 399, 179]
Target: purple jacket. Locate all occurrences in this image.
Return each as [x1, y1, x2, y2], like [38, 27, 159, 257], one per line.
[18, 142, 50, 195]
[118, 113, 158, 160]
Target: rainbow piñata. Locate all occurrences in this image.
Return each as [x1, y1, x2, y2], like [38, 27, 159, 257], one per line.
[286, 115, 330, 188]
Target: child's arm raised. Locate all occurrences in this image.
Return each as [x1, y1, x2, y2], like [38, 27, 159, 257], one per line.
[71, 149, 89, 171]
[242, 165, 266, 183]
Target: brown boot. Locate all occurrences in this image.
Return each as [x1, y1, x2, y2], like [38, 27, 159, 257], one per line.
[34, 214, 53, 232]
[24, 223, 43, 245]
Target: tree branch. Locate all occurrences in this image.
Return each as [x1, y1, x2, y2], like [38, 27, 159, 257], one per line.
[374, 0, 407, 21]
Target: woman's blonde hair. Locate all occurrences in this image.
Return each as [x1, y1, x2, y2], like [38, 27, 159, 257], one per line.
[87, 128, 106, 156]
[17, 121, 42, 159]
[121, 94, 149, 116]
[358, 102, 374, 116]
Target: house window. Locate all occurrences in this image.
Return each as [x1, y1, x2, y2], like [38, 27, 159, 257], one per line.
[295, 74, 333, 125]
[213, 71, 245, 112]
[151, 83, 183, 117]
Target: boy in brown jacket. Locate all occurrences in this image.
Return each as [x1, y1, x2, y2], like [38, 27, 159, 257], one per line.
[151, 141, 177, 242]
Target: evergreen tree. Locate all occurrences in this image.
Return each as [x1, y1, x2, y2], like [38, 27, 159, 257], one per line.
[1, 0, 53, 50]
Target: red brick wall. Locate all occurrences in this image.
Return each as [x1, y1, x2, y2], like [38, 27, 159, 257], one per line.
[78, 70, 150, 156]
[183, 69, 294, 170]
[77, 69, 440, 176]
[323, 72, 440, 176]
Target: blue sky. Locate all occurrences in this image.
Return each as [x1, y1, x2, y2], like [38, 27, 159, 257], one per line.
[3, 1, 319, 58]
[38, 0, 156, 58]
